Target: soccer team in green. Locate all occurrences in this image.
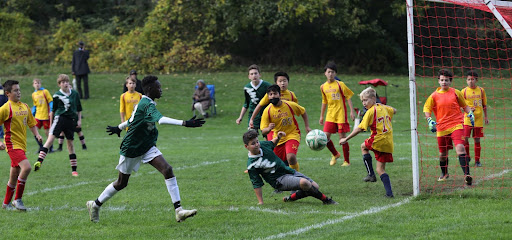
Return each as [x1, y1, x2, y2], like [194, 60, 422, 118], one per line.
[0, 64, 488, 224]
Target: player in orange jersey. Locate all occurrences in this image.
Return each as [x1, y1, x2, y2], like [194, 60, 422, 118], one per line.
[423, 69, 475, 185]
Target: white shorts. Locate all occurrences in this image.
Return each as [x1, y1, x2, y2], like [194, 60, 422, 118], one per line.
[116, 146, 162, 174]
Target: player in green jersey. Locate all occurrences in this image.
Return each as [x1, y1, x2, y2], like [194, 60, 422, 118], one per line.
[236, 64, 272, 131]
[86, 75, 205, 224]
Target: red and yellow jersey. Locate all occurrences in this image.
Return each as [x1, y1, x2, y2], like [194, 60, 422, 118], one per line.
[260, 100, 305, 146]
[423, 87, 467, 137]
[461, 86, 487, 127]
[259, 89, 298, 106]
[320, 80, 354, 124]
[32, 89, 53, 120]
[120, 91, 142, 121]
[0, 100, 37, 152]
[359, 103, 394, 153]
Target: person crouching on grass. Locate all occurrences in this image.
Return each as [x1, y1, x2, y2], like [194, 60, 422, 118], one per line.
[340, 87, 396, 197]
[1, 80, 43, 211]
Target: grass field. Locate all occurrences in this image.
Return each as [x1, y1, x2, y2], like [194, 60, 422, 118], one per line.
[0, 72, 510, 239]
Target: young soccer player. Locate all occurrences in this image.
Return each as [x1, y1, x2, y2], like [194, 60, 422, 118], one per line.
[120, 77, 142, 123]
[1, 80, 43, 210]
[319, 62, 355, 167]
[244, 129, 337, 205]
[34, 74, 83, 176]
[86, 75, 205, 223]
[340, 87, 396, 197]
[31, 78, 53, 152]
[260, 85, 311, 171]
[423, 69, 475, 185]
[236, 64, 271, 131]
[461, 70, 488, 167]
[249, 72, 298, 131]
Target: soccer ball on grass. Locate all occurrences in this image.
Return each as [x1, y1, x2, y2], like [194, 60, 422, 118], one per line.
[305, 129, 328, 151]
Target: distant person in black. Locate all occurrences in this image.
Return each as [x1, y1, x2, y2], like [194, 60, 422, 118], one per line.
[71, 41, 91, 99]
[123, 70, 143, 94]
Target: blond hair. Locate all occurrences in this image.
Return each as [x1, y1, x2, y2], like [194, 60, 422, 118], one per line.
[33, 78, 42, 84]
[57, 74, 70, 84]
[359, 87, 376, 100]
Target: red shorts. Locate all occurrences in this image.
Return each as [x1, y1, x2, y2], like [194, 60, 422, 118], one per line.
[36, 119, 50, 129]
[323, 121, 350, 134]
[463, 125, 484, 138]
[364, 139, 393, 163]
[7, 149, 27, 167]
[437, 129, 464, 153]
[273, 139, 300, 163]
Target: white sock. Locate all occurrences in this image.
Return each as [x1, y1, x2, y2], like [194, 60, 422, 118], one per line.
[98, 183, 118, 204]
[165, 177, 181, 204]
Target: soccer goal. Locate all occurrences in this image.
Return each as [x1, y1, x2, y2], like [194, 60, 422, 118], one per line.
[407, 0, 512, 196]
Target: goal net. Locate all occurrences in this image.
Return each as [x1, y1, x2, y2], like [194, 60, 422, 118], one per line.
[408, 0, 512, 195]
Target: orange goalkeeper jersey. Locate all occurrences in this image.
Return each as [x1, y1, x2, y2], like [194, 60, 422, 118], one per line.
[0, 100, 37, 152]
[423, 87, 467, 137]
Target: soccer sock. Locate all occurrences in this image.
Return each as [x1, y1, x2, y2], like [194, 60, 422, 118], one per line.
[475, 142, 481, 163]
[69, 154, 77, 172]
[459, 154, 470, 175]
[3, 183, 15, 205]
[289, 163, 300, 172]
[58, 135, 64, 148]
[380, 173, 393, 197]
[14, 177, 26, 200]
[440, 157, 449, 176]
[79, 135, 86, 148]
[37, 147, 49, 163]
[165, 177, 181, 209]
[326, 140, 339, 157]
[306, 186, 327, 202]
[34, 136, 43, 149]
[97, 182, 119, 206]
[363, 154, 375, 176]
[342, 143, 350, 163]
[289, 190, 308, 201]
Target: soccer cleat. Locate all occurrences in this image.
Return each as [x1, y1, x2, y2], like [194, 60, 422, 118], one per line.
[323, 197, 339, 205]
[330, 153, 341, 166]
[82, 144, 87, 150]
[175, 207, 197, 222]
[385, 194, 394, 198]
[86, 201, 100, 223]
[437, 174, 450, 182]
[465, 175, 473, 186]
[34, 161, 41, 171]
[283, 196, 295, 202]
[2, 202, 13, 210]
[12, 199, 27, 211]
[72, 171, 79, 177]
[475, 162, 482, 167]
[340, 161, 350, 167]
[363, 175, 377, 182]
[56, 147, 63, 152]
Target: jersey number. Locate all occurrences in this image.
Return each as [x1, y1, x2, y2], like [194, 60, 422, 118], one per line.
[331, 93, 340, 100]
[377, 116, 392, 133]
[281, 117, 292, 126]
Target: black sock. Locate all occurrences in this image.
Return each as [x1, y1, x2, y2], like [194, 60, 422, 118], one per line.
[440, 157, 449, 176]
[363, 153, 375, 176]
[306, 186, 327, 202]
[173, 201, 181, 209]
[380, 173, 393, 197]
[458, 154, 470, 175]
[95, 199, 103, 207]
[290, 190, 308, 201]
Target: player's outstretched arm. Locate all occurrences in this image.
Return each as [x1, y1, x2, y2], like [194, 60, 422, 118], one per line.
[182, 116, 205, 128]
[106, 125, 122, 137]
[340, 127, 363, 145]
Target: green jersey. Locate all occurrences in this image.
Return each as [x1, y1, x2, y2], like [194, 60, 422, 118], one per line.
[120, 96, 163, 158]
[243, 80, 271, 128]
[247, 141, 295, 189]
[52, 89, 82, 120]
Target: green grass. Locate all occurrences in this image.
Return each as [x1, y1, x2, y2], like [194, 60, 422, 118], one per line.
[0, 72, 510, 239]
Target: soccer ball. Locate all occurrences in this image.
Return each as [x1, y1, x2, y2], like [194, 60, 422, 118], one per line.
[305, 129, 328, 151]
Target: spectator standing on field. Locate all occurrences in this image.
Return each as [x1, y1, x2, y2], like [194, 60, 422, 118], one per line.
[71, 41, 91, 99]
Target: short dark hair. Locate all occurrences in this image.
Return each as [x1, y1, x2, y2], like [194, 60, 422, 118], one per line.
[142, 75, 158, 95]
[274, 72, 289, 83]
[324, 62, 337, 73]
[466, 70, 479, 78]
[243, 129, 259, 144]
[3, 80, 19, 93]
[438, 69, 453, 81]
[267, 84, 281, 94]
[248, 64, 260, 73]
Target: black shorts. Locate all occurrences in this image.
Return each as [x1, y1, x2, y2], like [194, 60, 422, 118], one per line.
[50, 115, 77, 140]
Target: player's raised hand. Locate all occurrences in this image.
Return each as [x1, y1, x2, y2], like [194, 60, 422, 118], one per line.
[184, 116, 205, 128]
[106, 125, 122, 137]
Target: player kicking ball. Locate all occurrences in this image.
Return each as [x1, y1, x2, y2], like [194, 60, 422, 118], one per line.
[86, 75, 205, 223]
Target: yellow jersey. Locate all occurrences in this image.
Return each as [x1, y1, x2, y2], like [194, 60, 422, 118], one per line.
[461, 86, 487, 127]
[259, 89, 298, 105]
[0, 100, 37, 152]
[120, 91, 142, 121]
[358, 104, 394, 153]
[260, 101, 306, 146]
[320, 80, 354, 124]
[32, 88, 53, 120]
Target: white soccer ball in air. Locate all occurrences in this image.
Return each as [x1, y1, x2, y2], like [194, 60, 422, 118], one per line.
[305, 129, 328, 151]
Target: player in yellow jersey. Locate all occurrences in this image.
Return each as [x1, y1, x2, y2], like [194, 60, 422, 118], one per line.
[320, 62, 355, 167]
[32, 78, 53, 152]
[461, 70, 488, 167]
[120, 77, 142, 123]
[260, 85, 312, 171]
[340, 87, 396, 197]
[1, 80, 43, 211]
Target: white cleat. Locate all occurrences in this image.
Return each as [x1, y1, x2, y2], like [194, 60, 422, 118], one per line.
[12, 199, 27, 211]
[86, 201, 100, 223]
[2, 202, 13, 210]
[175, 207, 197, 222]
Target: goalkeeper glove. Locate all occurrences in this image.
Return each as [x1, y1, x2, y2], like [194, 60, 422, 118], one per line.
[467, 111, 475, 127]
[106, 125, 122, 137]
[427, 117, 437, 133]
[184, 116, 205, 128]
